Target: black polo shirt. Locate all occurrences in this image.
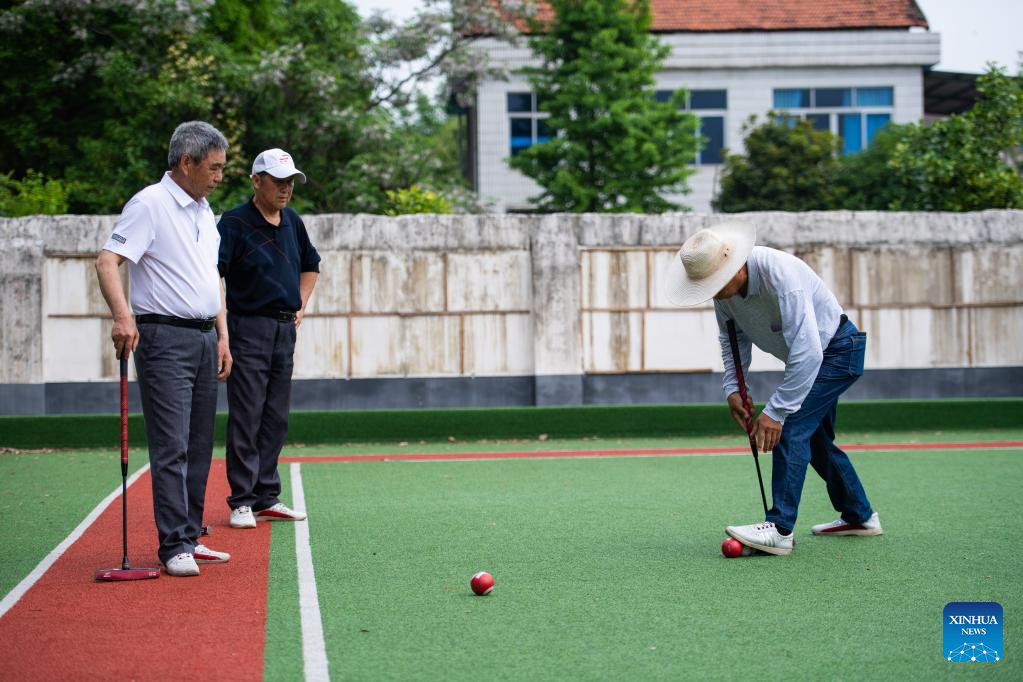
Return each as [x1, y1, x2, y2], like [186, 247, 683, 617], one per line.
[217, 198, 321, 315]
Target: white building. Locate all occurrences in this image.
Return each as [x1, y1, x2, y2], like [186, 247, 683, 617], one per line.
[466, 0, 941, 213]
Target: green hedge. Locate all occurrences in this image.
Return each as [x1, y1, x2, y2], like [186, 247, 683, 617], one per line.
[1, 399, 1020, 450]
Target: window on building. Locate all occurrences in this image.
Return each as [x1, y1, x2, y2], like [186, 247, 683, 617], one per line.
[656, 89, 728, 165]
[772, 86, 894, 154]
[507, 92, 549, 156]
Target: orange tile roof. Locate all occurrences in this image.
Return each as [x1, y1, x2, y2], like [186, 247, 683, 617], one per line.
[528, 0, 928, 32]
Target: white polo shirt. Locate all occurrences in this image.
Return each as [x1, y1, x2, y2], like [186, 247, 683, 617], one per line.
[102, 172, 221, 318]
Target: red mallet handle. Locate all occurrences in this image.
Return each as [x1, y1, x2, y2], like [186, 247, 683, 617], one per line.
[725, 320, 753, 435]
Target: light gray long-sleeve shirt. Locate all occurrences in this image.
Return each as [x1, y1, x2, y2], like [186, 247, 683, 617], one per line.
[714, 246, 844, 424]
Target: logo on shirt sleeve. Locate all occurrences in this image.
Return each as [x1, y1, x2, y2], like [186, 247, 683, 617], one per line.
[111, 233, 127, 244]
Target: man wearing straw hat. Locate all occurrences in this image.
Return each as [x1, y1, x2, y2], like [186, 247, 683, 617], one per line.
[663, 223, 882, 555]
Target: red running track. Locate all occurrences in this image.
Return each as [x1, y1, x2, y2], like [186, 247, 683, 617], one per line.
[0, 460, 270, 681]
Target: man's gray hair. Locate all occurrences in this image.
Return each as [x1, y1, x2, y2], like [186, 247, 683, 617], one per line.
[167, 121, 229, 169]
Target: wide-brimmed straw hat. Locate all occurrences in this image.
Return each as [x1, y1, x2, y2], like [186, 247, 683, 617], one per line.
[662, 222, 757, 307]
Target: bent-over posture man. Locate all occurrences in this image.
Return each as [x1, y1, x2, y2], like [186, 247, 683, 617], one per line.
[663, 222, 882, 556]
[96, 121, 233, 576]
[217, 148, 320, 528]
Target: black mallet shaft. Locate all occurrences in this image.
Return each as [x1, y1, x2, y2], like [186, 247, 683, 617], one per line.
[726, 320, 770, 516]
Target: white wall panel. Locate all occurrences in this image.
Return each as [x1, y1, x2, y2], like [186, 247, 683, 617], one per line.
[464, 313, 534, 375]
[580, 251, 648, 309]
[351, 252, 445, 313]
[447, 251, 531, 311]
[583, 312, 643, 372]
[306, 251, 350, 314]
[644, 310, 721, 371]
[294, 317, 347, 379]
[43, 318, 105, 382]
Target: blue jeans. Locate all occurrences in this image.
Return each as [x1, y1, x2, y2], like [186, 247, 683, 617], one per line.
[766, 318, 874, 532]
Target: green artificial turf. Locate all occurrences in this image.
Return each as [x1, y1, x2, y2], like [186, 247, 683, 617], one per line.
[2, 399, 1021, 449]
[295, 447, 1022, 680]
[276, 428, 1023, 458]
[0, 449, 149, 597]
[263, 466, 303, 682]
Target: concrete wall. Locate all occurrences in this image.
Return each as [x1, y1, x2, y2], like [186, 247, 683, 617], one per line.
[1, 211, 1021, 414]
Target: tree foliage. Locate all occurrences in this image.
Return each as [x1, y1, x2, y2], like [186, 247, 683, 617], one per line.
[0, 0, 527, 215]
[887, 66, 1023, 210]
[833, 123, 911, 210]
[713, 66, 1023, 212]
[509, 0, 700, 213]
[713, 115, 844, 212]
[0, 171, 71, 217]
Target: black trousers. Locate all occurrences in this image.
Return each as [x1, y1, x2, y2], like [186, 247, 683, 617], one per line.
[225, 314, 297, 511]
[134, 322, 218, 564]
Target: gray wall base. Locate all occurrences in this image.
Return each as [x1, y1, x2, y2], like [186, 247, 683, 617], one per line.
[1, 367, 1020, 415]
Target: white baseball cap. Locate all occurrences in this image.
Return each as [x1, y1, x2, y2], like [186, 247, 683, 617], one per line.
[251, 148, 307, 183]
[662, 222, 757, 307]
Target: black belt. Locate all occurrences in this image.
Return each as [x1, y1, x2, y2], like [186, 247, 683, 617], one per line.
[248, 310, 297, 322]
[136, 314, 216, 331]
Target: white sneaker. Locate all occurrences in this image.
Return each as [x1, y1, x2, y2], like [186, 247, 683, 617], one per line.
[725, 521, 794, 556]
[164, 553, 200, 576]
[256, 502, 307, 522]
[811, 511, 883, 536]
[230, 505, 256, 529]
[194, 544, 231, 563]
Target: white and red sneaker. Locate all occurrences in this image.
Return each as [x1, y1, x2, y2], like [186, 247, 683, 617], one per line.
[164, 553, 200, 577]
[193, 544, 231, 563]
[256, 502, 307, 522]
[230, 505, 256, 529]
[725, 521, 794, 556]
[811, 512, 883, 536]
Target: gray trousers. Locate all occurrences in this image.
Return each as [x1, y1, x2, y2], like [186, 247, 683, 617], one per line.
[134, 322, 218, 564]
[225, 314, 296, 511]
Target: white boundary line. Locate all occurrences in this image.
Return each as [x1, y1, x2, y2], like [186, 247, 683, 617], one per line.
[0, 463, 151, 620]
[291, 463, 330, 682]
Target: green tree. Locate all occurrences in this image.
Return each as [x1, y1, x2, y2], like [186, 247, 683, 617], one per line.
[509, 0, 700, 213]
[385, 185, 453, 215]
[0, 0, 237, 213]
[0, 171, 71, 217]
[834, 123, 911, 210]
[713, 115, 844, 212]
[887, 66, 1023, 210]
[0, 0, 527, 215]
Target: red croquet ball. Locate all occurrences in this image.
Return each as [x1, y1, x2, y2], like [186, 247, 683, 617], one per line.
[721, 538, 744, 558]
[470, 571, 495, 595]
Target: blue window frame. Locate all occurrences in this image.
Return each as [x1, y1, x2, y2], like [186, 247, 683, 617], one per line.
[773, 86, 894, 154]
[866, 113, 891, 144]
[774, 89, 810, 108]
[507, 92, 549, 156]
[856, 87, 894, 106]
[699, 117, 724, 164]
[840, 113, 863, 154]
[655, 88, 728, 165]
[815, 88, 852, 107]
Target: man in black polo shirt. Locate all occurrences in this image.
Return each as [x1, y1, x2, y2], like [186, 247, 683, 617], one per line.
[218, 148, 321, 529]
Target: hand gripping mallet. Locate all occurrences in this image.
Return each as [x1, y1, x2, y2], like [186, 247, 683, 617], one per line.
[95, 353, 160, 581]
[725, 320, 770, 516]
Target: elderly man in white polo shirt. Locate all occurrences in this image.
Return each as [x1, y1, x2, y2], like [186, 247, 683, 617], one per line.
[664, 222, 882, 556]
[95, 120, 234, 577]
